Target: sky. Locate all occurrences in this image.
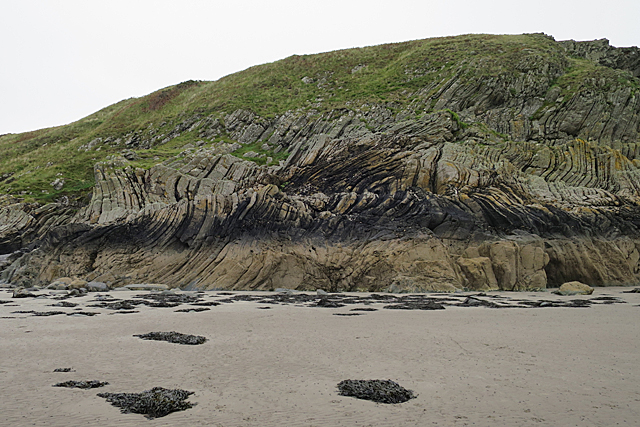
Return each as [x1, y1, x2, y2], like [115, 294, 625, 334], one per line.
[1, 0, 639, 135]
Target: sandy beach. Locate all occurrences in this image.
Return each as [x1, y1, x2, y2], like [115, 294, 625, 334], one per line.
[1, 287, 639, 427]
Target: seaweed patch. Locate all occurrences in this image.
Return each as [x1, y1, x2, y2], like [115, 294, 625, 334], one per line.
[133, 331, 207, 345]
[54, 380, 109, 389]
[97, 387, 195, 419]
[337, 379, 416, 404]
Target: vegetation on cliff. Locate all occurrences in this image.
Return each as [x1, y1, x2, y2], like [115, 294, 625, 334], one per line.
[1, 33, 638, 205]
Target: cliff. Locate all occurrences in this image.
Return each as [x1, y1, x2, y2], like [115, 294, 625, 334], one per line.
[1, 33, 640, 291]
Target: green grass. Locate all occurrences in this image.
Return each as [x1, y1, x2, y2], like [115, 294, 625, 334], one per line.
[446, 109, 470, 129]
[554, 58, 640, 95]
[230, 140, 289, 166]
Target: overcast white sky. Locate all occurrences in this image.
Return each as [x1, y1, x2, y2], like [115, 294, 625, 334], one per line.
[1, 0, 639, 135]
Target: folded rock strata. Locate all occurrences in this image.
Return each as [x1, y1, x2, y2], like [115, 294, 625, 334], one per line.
[1, 35, 640, 291]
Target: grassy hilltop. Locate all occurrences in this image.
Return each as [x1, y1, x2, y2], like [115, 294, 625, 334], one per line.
[1, 33, 638, 205]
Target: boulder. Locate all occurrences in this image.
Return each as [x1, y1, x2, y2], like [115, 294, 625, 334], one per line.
[12, 288, 35, 298]
[12, 288, 36, 298]
[47, 278, 73, 290]
[558, 281, 594, 295]
[86, 281, 108, 292]
[69, 278, 88, 289]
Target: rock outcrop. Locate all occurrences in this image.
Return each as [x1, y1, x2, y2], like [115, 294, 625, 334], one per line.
[1, 34, 640, 291]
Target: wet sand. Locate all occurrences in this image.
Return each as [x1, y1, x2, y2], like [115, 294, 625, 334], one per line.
[1, 287, 639, 426]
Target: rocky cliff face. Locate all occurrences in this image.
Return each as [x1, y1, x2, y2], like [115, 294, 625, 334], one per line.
[2, 34, 640, 291]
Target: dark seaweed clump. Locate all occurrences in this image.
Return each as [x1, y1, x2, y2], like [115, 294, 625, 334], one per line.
[49, 301, 78, 307]
[88, 300, 143, 310]
[190, 301, 221, 306]
[313, 297, 346, 308]
[33, 311, 67, 316]
[54, 380, 109, 389]
[97, 387, 195, 419]
[384, 301, 445, 310]
[133, 331, 207, 345]
[134, 293, 201, 307]
[337, 379, 416, 404]
[53, 368, 74, 372]
[12, 291, 36, 298]
[11, 310, 67, 316]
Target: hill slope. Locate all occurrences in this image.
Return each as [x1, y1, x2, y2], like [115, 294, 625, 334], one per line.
[1, 33, 640, 291]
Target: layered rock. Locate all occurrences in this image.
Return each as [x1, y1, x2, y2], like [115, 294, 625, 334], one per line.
[2, 35, 640, 291]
